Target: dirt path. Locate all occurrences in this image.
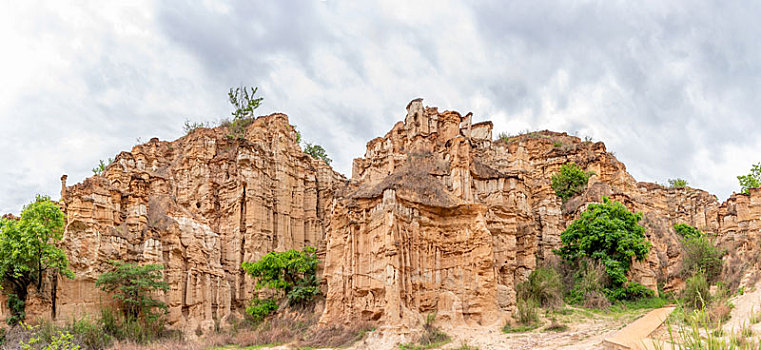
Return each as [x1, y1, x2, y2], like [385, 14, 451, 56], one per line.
[723, 279, 761, 333]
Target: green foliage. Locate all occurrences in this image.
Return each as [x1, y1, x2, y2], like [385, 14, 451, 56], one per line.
[566, 259, 609, 307]
[516, 298, 540, 326]
[674, 223, 703, 238]
[683, 273, 710, 310]
[21, 330, 81, 350]
[555, 197, 651, 300]
[91, 158, 114, 175]
[399, 313, 450, 349]
[183, 119, 211, 134]
[226, 86, 262, 140]
[7, 293, 26, 325]
[242, 246, 320, 312]
[682, 235, 724, 284]
[668, 178, 688, 188]
[738, 163, 761, 194]
[606, 282, 654, 301]
[551, 162, 593, 202]
[516, 267, 563, 309]
[0, 195, 73, 324]
[303, 143, 332, 165]
[246, 298, 279, 322]
[95, 260, 169, 321]
[67, 315, 112, 350]
[553, 140, 563, 148]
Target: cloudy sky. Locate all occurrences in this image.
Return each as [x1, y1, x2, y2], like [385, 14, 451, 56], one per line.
[1, 0, 760, 214]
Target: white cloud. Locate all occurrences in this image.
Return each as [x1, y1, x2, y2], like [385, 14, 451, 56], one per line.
[1, 0, 760, 213]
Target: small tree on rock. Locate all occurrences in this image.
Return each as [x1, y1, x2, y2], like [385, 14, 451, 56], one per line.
[551, 162, 593, 202]
[304, 143, 332, 165]
[738, 163, 761, 194]
[95, 260, 169, 321]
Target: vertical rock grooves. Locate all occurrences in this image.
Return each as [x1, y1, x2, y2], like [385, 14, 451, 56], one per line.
[6, 100, 759, 336]
[238, 182, 247, 305]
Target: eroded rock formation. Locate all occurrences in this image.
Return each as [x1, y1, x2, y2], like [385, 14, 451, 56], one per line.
[17, 114, 345, 335]
[2, 99, 760, 336]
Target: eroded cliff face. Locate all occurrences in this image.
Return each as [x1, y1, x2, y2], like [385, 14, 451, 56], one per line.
[38, 114, 345, 335]
[3, 99, 760, 336]
[319, 99, 761, 329]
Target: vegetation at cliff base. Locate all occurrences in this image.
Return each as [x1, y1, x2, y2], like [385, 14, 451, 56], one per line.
[676, 224, 724, 284]
[95, 260, 170, 321]
[555, 197, 652, 301]
[0, 195, 74, 324]
[241, 247, 320, 320]
[738, 162, 761, 194]
[551, 162, 594, 202]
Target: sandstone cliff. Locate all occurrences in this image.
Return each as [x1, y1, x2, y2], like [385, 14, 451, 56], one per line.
[11, 114, 345, 335]
[2, 100, 760, 337]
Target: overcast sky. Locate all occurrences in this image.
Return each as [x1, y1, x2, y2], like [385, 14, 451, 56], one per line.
[1, 0, 760, 214]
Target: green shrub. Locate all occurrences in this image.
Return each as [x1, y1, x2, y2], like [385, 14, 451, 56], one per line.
[682, 234, 724, 284]
[607, 282, 654, 301]
[246, 298, 279, 321]
[674, 223, 703, 238]
[683, 273, 710, 310]
[516, 267, 563, 309]
[551, 162, 593, 202]
[224, 85, 262, 140]
[516, 298, 539, 326]
[304, 143, 332, 165]
[738, 163, 761, 194]
[242, 247, 320, 308]
[21, 330, 81, 350]
[91, 158, 114, 175]
[565, 259, 609, 306]
[668, 178, 688, 188]
[555, 197, 651, 300]
[68, 315, 112, 350]
[183, 120, 210, 134]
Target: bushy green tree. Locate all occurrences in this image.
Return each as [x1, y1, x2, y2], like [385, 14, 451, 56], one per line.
[304, 143, 332, 165]
[738, 163, 761, 194]
[0, 195, 73, 324]
[241, 246, 319, 319]
[555, 197, 652, 300]
[95, 261, 169, 321]
[668, 178, 688, 188]
[226, 86, 262, 140]
[551, 162, 593, 202]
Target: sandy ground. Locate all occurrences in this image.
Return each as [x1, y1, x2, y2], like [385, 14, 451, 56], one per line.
[342, 307, 649, 350]
[724, 279, 761, 333]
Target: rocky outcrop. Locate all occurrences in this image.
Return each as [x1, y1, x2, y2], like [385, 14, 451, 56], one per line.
[13, 114, 345, 335]
[3, 99, 760, 336]
[319, 99, 760, 328]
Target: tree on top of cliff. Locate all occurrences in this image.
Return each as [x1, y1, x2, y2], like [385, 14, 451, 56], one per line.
[0, 195, 73, 324]
[225, 85, 263, 140]
[738, 163, 761, 194]
[551, 162, 594, 202]
[304, 143, 332, 165]
[555, 197, 652, 301]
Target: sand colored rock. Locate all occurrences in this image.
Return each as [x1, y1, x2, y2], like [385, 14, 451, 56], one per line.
[2, 99, 760, 337]
[3, 114, 345, 335]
